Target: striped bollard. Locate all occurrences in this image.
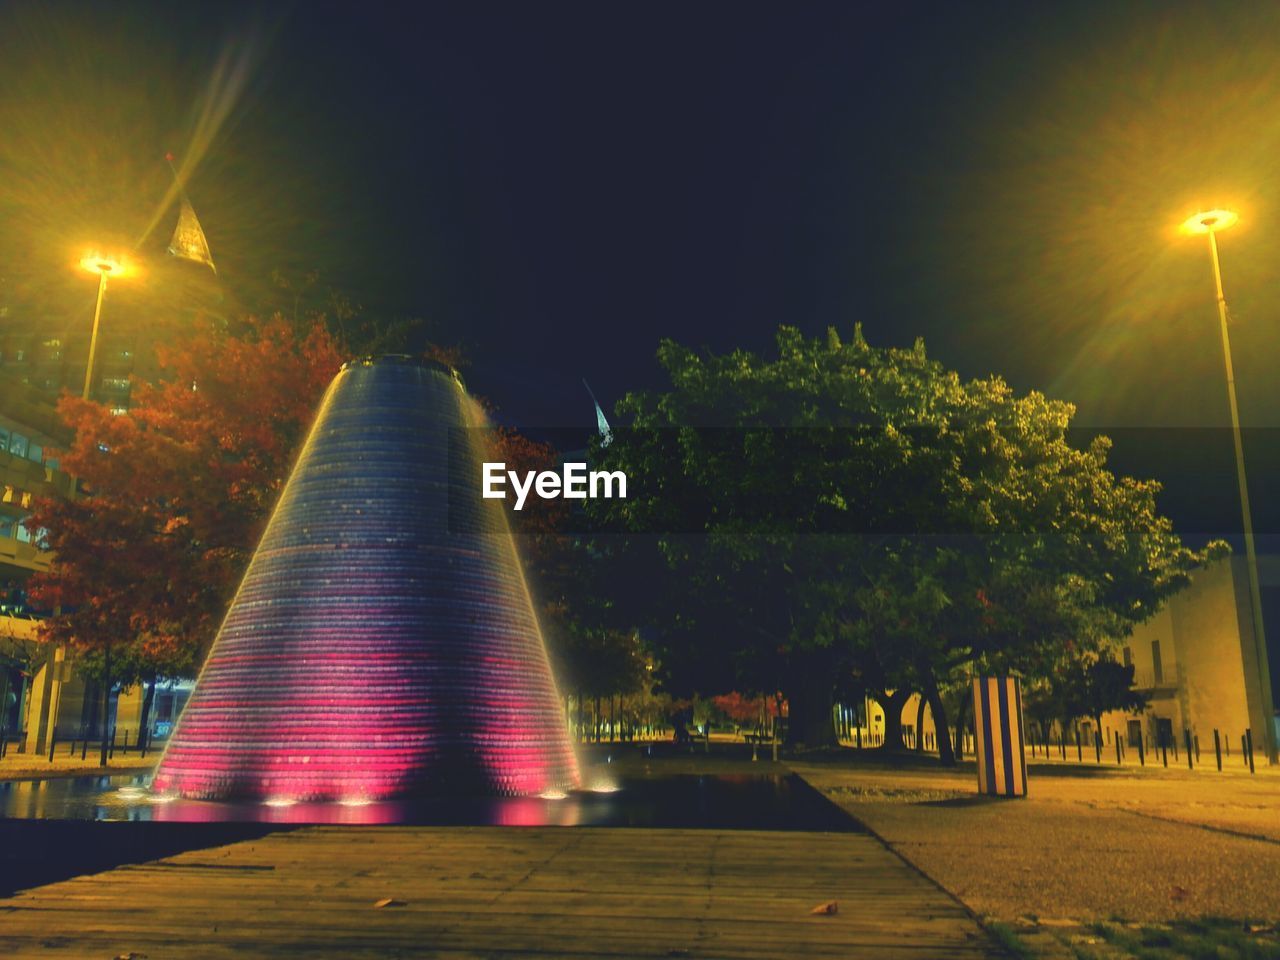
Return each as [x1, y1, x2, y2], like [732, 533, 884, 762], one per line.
[972, 677, 1027, 798]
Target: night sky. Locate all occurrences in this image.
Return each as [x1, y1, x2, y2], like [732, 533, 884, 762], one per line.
[4, 0, 1280, 539]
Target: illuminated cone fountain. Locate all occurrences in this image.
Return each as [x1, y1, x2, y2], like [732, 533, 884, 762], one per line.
[153, 357, 580, 801]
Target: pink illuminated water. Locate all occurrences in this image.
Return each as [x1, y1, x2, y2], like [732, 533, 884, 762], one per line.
[151, 358, 580, 802]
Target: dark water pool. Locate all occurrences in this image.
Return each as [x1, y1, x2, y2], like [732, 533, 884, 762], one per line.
[0, 772, 861, 897]
[0, 772, 858, 831]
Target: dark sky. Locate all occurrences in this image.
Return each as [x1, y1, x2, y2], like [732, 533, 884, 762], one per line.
[219, 1, 1280, 426]
[5, 0, 1280, 539]
[247, 0, 960, 423]
[217, 0, 1061, 422]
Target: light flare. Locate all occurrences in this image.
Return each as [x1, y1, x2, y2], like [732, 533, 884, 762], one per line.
[1179, 209, 1239, 235]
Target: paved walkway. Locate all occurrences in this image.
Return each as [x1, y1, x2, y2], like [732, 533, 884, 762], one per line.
[794, 760, 1280, 924]
[0, 749, 155, 780]
[0, 825, 997, 958]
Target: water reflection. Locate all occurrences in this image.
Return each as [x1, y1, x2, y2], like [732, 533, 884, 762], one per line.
[0, 772, 858, 832]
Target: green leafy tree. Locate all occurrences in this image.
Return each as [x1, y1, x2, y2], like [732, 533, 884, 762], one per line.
[588, 325, 1219, 752]
[1064, 656, 1150, 734]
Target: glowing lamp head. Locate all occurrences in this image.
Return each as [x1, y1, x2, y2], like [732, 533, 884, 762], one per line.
[79, 255, 127, 277]
[1180, 209, 1238, 236]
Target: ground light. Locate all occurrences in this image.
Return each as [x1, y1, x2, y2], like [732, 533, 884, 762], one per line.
[1180, 208, 1276, 763]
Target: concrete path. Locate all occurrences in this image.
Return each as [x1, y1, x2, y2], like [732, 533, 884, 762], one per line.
[794, 760, 1280, 924]
[0, 825, 998, 958]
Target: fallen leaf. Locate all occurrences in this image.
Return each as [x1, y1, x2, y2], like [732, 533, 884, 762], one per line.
[374, 898, 408, 909]
[810, 900, 838, 915]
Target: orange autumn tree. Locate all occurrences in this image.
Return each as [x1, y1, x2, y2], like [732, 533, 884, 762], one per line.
[26, 315, 345, 749]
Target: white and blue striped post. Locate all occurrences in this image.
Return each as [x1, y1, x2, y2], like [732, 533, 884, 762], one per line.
[972, 677, 1028, 798]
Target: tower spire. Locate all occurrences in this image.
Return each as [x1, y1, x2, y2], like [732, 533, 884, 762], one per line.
[583, 378, 612, 445]
[164, 152, 217, 274]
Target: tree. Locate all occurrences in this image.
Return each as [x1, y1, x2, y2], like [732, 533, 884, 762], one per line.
[265, 267, 464, 366]
[26, 315, 345, 761]
[493, 429, 650, 739]
[1064, 656, 1149, 734]
[587, 325, 1219, 752]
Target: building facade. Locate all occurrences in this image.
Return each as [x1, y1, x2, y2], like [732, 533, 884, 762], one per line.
[1098, 554, 1278, 760]
[0, 372, 75, 752]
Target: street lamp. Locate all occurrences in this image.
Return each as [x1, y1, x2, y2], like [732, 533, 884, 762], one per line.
[1180, 208, 1276, 763]
[78, 255, 126, 401]
[77, 252, 127, 767]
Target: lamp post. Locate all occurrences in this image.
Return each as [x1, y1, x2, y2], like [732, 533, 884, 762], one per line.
[78, 254, 126, 766]
[78, 256, 125, 401]
[1181, 209, 1276, 763]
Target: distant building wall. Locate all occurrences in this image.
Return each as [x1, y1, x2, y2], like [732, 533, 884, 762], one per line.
[1102, 555, 1265, 756]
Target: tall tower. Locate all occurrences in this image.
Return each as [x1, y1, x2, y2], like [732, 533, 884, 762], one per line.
[152, 356, 579, 801]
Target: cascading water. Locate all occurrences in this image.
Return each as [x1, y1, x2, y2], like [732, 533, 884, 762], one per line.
[151, 356, 580, 801]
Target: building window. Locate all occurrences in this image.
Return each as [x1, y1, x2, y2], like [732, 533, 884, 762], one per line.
[0, 516, 12, 539]
[101, 377, 130, 391]
[110, 406, 128, 416]
[0, 427, 9, 451]
[1151, 640, 1164, 685]
[8, 434, 27, 459]
[15, 521, 31, 544]
[26, 442, 41, 463]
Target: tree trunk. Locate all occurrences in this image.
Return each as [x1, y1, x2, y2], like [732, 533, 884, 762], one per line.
[920, 668, 956, 766]
[79, 679, 99, 739]
[785, 663, 837, 748]
[98, 641, 112, 767]
[914, 695, 927, 752]
[137, 674, 158, 753]
[953, 691, 969, 761]
[873, 688, 913, 751]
